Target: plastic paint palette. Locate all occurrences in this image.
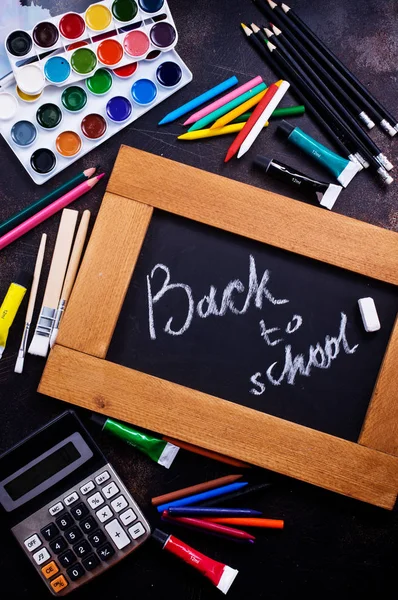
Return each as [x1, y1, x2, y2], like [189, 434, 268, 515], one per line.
[0, 50, 192, 184]
[5, 0, 178, 95]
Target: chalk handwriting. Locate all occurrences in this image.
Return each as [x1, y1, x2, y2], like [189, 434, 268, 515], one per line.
[259, 314, 304, 347]
[147, 255, 289, 340]
[250, 312, 358, 394]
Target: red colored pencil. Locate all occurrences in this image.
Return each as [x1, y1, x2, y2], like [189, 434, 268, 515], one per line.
[224, 80, 282, 163]
[162, 512, 256, 541]
[202, 517, 284, 529]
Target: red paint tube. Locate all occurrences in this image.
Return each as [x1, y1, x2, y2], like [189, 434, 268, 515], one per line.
[152, 528, 238, 594]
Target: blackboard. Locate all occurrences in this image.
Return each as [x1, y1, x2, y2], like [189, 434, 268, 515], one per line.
[107, 209, 398, 442]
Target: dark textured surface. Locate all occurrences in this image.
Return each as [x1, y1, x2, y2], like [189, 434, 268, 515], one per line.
[0, 1, 397, 599]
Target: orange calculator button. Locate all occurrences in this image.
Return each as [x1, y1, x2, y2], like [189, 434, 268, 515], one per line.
[50, 575, 68, 593]
[41, 561, 59, 579]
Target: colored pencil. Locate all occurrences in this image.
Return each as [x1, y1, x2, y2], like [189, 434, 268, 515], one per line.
[151, 474, 244, 506]
[161, 514, 256, 541]
[178, 121, 269, 141]
[231, 105, 305, 124]
[162, 436, 251, 468]
[224, 79, 282, 162]
[252, 0, 393, 135]
[240, 23, 360, 165]
[183, 76, 263, 125]
[265, 42, 393, 180]
[264, 30, 393, 173]
[156, 482, 249, 512]
[158, 76, 238, 125]
[49, 210, 91, 348]
[167, 507, 262, 517]
[14, 234, 47, 374]
[263, 25, 374, 130]
[210, 89, 267, 129]
[237, 79, 290, 158]
[279, 2, 398, 135]
[0, 167, 98, 238]
[0, 174, 104, 252]
[199, 482, 272, 506]
[188, 82, 267, 132]
[202, 517, 284, 529]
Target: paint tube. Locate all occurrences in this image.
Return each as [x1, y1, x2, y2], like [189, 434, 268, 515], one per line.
[152, 529, 238, 594]
[90, 414, 179, 468]
[0, 271, 31, 359]
[277, 120, 360, 187]
[254, 155, 342, 210]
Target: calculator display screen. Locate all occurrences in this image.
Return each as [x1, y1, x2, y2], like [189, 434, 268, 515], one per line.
[4, 442, 80, 501]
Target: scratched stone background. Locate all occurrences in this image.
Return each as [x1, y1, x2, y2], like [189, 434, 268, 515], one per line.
[0, 0, 397, 599]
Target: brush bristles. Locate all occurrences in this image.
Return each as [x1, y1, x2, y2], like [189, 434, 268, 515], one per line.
[28, 334, 50, 357]
[14, 356, 24, 374]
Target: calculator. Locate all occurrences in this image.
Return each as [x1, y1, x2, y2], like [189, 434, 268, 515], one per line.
[0, 411, 151, 595]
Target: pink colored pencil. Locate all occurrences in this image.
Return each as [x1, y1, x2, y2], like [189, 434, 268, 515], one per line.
[183, 76, 263, 125]
[0, 174, 104, 251]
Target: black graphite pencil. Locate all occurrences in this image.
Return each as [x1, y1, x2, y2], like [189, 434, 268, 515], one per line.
[265, 41, 393, 184]
[279, 2, 398, 135]
[254, 0, 396, 136]
[240, 24, 361, 166]
[256, 25, 393, 173]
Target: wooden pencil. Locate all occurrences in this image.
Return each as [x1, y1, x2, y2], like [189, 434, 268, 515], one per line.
[162, 436, 251, 468]
[202, 517, 284, 529]
[151, 474, 243, 506]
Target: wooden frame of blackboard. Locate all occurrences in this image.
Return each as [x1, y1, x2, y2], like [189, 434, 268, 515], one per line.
[39, 146, 398, 510]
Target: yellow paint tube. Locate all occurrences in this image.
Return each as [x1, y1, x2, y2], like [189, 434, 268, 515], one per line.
[0, 271, 31, 358]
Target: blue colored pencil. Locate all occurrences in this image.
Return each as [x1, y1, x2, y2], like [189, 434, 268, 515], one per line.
[156, 481, 248, 512]
[167, 507, 262, 517]
[158, 76, 239, 125]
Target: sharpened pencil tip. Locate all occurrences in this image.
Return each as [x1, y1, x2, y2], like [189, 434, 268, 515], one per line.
[251, 23, 261, 33]
[241, 23, 252, 36]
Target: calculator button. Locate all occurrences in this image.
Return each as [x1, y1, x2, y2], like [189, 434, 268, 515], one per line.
[97, 542, 115, 561]
[67, 563, 85, 581]
[41, 561, 59, 579]
[73, 539, 91, 558]
[33, 547, 51, 565]
[120, 508, 137, 526]
[105, 519, 131, 550]
[58, 549, 76, 568]
[64, 492, 79, 506]
[40, 522, 59, 541]
[65, 525, 83, 544]
[80, 480, 95, 495]
[96, 505, 113, 523]
[80, 516, 97, 534]
[88, 530, 107, 548]
[56, 513, 74, 531]
[128, 522, 146, 540]
[70, 502, 89, 521]
[87, 491, 104, 509]
[50, 537, 68, 555]
[82, 553, 100, 571]
[24, 534, 41, 552]
[49, 502, 64, 516]
[102, 481, 119, 499]
[111, 495, 128, 513]
[50, 574, 68, 593]
[95, 471, 110, 485]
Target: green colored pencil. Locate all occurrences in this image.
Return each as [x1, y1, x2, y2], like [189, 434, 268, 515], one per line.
[188, 82, 267, 132]
[231, 105, 305, 124]
[0, 166, 98, 237]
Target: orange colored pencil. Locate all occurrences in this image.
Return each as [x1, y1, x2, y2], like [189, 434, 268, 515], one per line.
[162, 436, 251, 468]
[202, 517, 284, 529]
[151, 474, 243, 506]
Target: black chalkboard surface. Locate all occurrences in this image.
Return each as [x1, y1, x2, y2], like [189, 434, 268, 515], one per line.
[107, 209, 397, 443]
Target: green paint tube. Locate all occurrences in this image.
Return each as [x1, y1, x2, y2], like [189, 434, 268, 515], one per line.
[231, 105, 305, 124]
[91, 413, 179, 468]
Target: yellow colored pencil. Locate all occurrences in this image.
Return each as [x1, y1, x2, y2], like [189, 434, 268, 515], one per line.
[178, 121, 269, 141]
[210, 89, 267, 129]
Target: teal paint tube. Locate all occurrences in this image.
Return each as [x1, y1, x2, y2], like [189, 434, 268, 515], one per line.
[277, 120, 360, 187]
[91, 413, 179, 468]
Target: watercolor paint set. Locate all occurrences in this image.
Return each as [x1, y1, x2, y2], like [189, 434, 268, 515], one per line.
[0, 50, 192, 184]
[5, 0, 177, 95]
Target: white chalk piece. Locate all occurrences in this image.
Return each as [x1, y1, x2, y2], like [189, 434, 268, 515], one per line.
[358, 297, 381, 332]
